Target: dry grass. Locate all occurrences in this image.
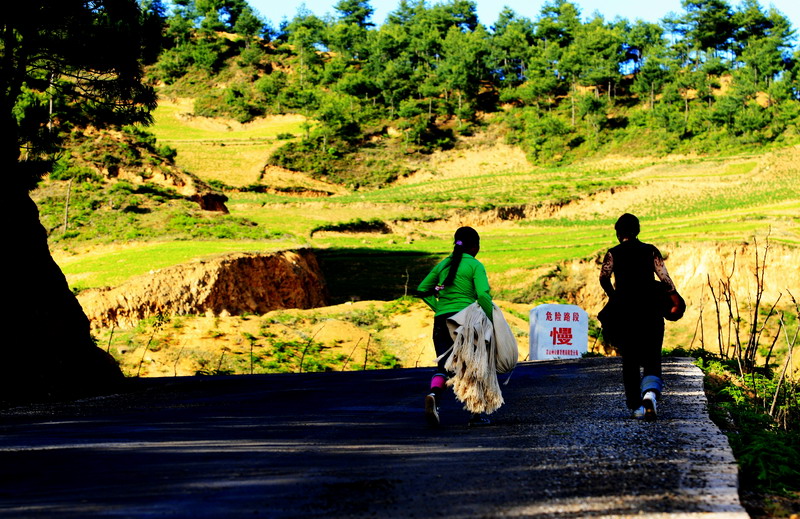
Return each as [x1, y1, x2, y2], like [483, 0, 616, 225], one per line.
[149, 97, 308, 186]
[100, 299, 532, 376]
[398, 141, 533, 185]
[260, 166, 348, 195]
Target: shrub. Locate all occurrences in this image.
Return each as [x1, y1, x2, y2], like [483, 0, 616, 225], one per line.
[50, 158, 101, 182]
[692, 353, 800, 495]
[310, 218, 390, 236]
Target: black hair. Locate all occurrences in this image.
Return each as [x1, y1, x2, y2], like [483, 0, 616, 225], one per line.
[441, 226, 480, 287]
[615, 213, 640, 239]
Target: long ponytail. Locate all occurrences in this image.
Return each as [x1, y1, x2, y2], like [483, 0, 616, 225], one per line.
[441, 226, 479, 288]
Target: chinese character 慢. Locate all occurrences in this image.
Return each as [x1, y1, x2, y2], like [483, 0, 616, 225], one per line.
[550, 327, 573, 346]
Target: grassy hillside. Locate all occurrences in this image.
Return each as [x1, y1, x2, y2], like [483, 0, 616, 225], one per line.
[43, 105, 799, 301]
[33, 100, 798, 372]
[149, 98, 309, 187]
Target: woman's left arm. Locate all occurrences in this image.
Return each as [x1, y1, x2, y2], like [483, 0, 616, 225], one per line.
[473, 262, 493, 322]
[652, 250, 677, 292]
[653, 249, 681, 312]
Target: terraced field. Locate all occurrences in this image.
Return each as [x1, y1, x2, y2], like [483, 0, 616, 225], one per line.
[149, 98, 309, 187]
[53, 127, 800, 298]
[44, 103, 797, 329]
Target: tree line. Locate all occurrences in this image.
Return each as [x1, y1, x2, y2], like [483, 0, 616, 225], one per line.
[146, 0, 799, 177]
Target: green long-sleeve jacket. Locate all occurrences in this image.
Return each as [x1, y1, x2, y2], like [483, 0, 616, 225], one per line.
[417, 253, 493, 321]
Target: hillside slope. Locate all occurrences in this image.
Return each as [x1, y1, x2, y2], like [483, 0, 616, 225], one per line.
[37, 104, 800, 377]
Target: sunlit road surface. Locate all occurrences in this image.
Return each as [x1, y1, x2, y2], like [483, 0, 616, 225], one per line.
[0, 357, 747, 518]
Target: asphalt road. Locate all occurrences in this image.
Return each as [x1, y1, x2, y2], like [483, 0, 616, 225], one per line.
[0, 357, 748, 518]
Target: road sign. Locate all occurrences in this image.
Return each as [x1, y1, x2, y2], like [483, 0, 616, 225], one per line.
[529, 304, 588, 360]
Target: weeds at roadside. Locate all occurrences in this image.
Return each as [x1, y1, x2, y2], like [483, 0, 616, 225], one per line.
[207, 329, 225, 339]
[331, 298, 415, 331]
[691, 350, 800, 501]
[137, 314, 168, 377]
[665, 238, 800, 516]
[662, 346, 800, 516]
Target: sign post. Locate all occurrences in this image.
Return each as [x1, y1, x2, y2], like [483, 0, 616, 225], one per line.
[529, 304, 589, 360]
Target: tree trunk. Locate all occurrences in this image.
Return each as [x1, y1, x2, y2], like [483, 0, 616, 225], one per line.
[684, 97, 689, 123]
[3, 183, 124, 403]
[571, 90, 576, 127]
[63, 178, 73, 233]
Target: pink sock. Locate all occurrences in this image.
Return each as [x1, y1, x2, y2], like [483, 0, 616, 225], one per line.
[430, 374, 447, 392]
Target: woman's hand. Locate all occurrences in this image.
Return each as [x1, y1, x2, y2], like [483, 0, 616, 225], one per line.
[669, 293, 681, 316]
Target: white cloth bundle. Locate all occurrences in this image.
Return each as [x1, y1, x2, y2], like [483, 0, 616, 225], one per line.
[442, 303, 518, 414]
[492, 305, 519, 374]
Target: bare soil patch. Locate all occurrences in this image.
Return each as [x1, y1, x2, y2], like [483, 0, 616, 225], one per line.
[165, 97, 307, 133]
[397, 142, 533, 185]
[259, 166, 348, 196]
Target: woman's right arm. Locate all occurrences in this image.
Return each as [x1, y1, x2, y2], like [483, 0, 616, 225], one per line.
[599, 251, 615, 297]
[417, 261, 444, 310]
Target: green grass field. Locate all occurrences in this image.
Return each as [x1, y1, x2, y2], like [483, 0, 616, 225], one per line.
[55, 194, 797, 300]
[56, 239, 302, 290]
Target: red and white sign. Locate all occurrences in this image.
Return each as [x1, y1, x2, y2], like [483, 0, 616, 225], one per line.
[529, 304, 588, 360]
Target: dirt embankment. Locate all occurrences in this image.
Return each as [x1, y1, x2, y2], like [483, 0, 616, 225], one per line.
[78, 241, 798, 378]
[78, 249, 328, 328]
[564, 241, 800, 313]
[544, 241, 800, 356]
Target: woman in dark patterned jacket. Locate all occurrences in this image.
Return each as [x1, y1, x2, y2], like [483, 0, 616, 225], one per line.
[599, 213, 681, 420]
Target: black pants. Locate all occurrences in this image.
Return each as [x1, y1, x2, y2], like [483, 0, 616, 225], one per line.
[432, 312, 457, 377]
[617, 315, 664, 409]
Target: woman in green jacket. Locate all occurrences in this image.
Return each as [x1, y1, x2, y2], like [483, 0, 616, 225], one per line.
[417, 226, 493, 426]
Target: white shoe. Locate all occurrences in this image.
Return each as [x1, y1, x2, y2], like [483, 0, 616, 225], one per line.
[425, 393, 440, 426]
[642, 391, 657, 421]
[633, 405, 646, 419]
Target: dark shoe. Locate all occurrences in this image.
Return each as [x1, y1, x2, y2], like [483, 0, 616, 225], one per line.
[425, 393, 440, 426]
[468, 413, 491, 426]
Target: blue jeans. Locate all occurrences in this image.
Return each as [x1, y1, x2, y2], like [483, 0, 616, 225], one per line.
[641, 375, 664, 396]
